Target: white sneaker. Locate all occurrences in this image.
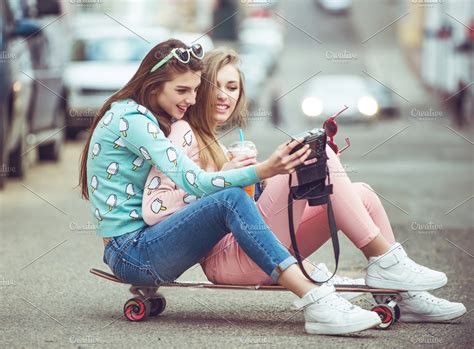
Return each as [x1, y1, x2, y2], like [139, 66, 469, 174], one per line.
[310, 263, 366, 300]
[366, 242, 447, 290]
[375, 291, 466, 322]
[294, 284, 381, 335]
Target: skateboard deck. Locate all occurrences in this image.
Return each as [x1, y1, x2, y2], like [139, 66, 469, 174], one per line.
[90, 268, 399, 294]
[90, 268, 401, 327]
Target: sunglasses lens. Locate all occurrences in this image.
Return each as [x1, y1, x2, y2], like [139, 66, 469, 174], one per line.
[191, 44, 204, 58]
[175, 48, 190, 62]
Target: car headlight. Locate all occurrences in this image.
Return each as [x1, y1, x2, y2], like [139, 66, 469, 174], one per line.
[302, 97, 323, 117]
[357, 96, 378, 116]
[13, 81, 22, 92]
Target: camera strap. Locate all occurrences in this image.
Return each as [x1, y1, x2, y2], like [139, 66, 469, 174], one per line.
[287, 158, 340, 284]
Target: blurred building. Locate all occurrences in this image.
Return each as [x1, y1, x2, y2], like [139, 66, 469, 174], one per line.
[397, 0, 473, 127]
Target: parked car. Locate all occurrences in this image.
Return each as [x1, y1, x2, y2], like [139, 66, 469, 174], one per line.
[300, 75, 386, 122]
[64, 23, 166, 138]
[24, 0, 70, 161]
[0, 0, 69, 189]
[0, 0, 44, 189]
[64, 20, 214, 138]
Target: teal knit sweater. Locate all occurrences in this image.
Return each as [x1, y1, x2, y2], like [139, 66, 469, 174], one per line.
[86, 99, 260, 237]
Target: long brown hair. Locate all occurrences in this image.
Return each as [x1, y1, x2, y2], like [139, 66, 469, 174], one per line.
[79, 39, 202, 200]
[185, 48, 248, 170]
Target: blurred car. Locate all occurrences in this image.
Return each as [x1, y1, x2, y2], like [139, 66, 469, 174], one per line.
[367, 80, 399, 117]
[316, 0, 352, 14]
[64, 22, 214, 138]
[0, 0, 36, 188]
[64, 24, 170, 138]
[0, 0, 67, 189]
[300, 75, 384, 122]
[24, 0, 70, 161]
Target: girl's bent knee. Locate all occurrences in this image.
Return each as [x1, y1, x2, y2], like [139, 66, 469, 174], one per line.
[219, 187, 252, 203]
[358, 182, 382, 203]
[209, 187, 252, 217]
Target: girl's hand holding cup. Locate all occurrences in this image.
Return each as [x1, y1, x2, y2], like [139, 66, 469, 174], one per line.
[227, 141, 258, 198]
[221, 154, 257, 171]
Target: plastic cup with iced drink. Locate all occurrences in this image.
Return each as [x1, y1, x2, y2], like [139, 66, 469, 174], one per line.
[227, 141, 258, 199]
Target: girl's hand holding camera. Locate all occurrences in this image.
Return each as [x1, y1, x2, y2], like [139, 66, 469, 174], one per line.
[219, 138, 311, 179]
[256, 138, 311, 179]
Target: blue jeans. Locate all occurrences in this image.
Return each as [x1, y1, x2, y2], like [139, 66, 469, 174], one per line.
[103, 187, 296, 286]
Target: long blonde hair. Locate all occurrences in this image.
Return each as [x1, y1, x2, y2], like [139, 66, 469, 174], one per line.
[186, 48, 248, 170]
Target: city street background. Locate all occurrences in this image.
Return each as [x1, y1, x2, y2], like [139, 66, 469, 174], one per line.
[0, 0, 473, 348]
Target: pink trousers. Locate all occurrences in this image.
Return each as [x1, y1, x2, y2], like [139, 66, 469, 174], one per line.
[201, 146, 396, 285]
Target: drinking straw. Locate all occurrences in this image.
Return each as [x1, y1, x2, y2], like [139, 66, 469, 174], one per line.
[239, 128, 244, 143]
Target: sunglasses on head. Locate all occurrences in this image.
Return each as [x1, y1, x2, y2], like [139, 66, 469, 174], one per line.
[323, 105, 351, 155]
[150, 44, 204, 73]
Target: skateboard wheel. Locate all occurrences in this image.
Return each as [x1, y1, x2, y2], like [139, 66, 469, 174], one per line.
[123, 297, 151, 322]
[150, 294, 167, 316]
[372, 304, 395, 329]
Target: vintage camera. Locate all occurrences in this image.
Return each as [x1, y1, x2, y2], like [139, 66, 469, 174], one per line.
[289, 128, 327, 161]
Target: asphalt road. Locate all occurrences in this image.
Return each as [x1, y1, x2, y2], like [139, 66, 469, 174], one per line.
[1, 0, 472, 348]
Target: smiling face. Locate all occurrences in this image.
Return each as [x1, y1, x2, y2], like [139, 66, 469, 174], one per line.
[154, 70, 201, 120]
[211, 64, 241, 124]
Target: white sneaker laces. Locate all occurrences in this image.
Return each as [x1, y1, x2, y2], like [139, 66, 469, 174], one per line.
[331, 275, 355, 284]
[313, 266, 358, 285]
[320, 293, 355, 311]
[403, 257, 430, 273]
[409, 292, 445, 305]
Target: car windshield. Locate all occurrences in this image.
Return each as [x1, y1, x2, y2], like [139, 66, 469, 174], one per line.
[314, 78, 366, 96]
[71, 37, 149, 62]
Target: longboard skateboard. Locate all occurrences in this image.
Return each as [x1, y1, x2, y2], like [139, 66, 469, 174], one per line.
[90, 268, 401, 328]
